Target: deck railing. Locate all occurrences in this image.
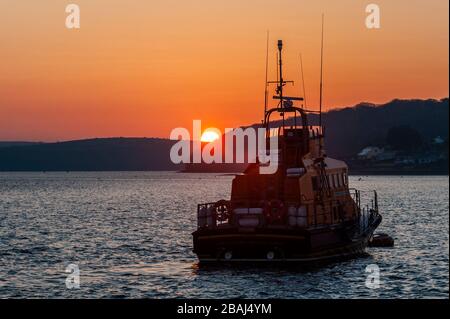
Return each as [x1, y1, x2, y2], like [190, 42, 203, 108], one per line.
[197, 189, 379, 231]
[349, 189, 380, 234]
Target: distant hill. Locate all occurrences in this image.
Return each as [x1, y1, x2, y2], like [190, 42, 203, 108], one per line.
[0, 142, 42, 148]
[184, 98, 449, 173]
[253, 98, 448, 158]
[0, 138, 180, 171]
[206, 98, 449, 158]
[0, 98, 448, 172]
[316, 98, 449, 158]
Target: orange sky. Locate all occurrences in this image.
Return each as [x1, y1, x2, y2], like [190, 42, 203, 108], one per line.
[0, 0, 448, 141]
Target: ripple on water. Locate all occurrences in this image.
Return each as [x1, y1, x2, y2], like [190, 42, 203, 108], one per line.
[0, 172, 448, 298]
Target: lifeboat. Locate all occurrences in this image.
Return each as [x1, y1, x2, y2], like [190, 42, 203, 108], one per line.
[192, 40, 382, 263]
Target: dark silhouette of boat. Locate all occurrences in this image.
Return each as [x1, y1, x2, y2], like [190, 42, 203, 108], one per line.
[192, 39, 382, 263]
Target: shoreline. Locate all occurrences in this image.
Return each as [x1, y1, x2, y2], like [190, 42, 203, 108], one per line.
[0, 169, 448, 176]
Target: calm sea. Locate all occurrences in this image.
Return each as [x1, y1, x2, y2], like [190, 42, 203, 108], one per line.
[0, 172, 448, 298]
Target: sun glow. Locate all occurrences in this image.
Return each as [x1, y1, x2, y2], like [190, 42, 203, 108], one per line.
[201, 130, 220, 143]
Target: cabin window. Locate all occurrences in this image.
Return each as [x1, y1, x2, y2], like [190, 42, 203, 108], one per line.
[327, 175, 332, 188]
[332, 174, 337, 188]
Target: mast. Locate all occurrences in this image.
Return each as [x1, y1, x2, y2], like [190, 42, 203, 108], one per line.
[319, 14, 324, 127]
[299, 53, 307, 109]
[278, 40, 284, 105]
[264, 40, 303, 129]
[264, 31, 270, 121]
[277, 40, 284, 126]
[276, 52, 279, 93]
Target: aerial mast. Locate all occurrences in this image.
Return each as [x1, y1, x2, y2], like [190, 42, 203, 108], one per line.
[299, 53, 307, 109]
[319, 14, 325, 127]
[264, 40, 303, 128]
[277, 40, 284, 106]
[264, 31, 270, 121]
[277, 40, 285, 125]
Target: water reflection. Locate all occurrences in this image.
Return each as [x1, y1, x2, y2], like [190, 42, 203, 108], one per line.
[0, 173, 447, 298]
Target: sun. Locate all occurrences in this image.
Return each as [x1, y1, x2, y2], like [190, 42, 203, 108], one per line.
[201, 130, 220, 143]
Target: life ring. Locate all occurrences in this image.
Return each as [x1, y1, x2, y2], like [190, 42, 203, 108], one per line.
[214, 200, 231, 222]
[264, 199, 285, 223]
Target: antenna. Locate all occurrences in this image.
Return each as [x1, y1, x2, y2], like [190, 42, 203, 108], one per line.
[278, 39, 284, 105]
[276, 51, 279, 89]
[265, 40, 302, 122]
[264, 30, 270, 120]
[299, 53, 307, 109]
[319, 14, 325, 127]
[277, 40, 284, 125]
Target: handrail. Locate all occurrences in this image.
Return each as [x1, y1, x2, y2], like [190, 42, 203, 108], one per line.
[197, 189, 379, 230]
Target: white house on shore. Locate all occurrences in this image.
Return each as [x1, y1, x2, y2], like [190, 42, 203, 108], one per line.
[357, 146, 384, 160]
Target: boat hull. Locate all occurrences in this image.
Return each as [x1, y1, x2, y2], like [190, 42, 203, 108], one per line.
[192, 216, 381, 263]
